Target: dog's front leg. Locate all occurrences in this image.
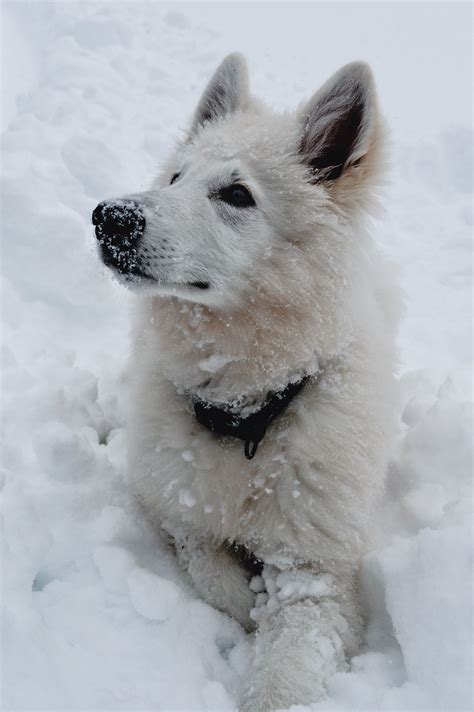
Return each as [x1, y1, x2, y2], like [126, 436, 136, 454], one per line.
[241, 567, 361, 711]
[177, 541, 257, 631]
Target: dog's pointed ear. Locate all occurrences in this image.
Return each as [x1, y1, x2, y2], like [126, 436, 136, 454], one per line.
[190, 53, 249, 134]
[298, 62, 379, 182]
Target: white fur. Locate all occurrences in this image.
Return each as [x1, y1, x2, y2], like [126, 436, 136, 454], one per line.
[100, 54, 400, 710]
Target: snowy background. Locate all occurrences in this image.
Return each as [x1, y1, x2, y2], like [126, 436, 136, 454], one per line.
[1, 2, 472, 710]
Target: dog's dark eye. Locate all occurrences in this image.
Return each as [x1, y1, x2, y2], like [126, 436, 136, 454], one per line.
[219, 184, 255, 208]
[170, 173, 180, 185]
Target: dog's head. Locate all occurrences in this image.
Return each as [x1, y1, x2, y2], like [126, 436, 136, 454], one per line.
[93, 54, 383, 309]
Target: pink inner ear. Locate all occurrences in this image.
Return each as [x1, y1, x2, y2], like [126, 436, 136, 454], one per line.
[198, 80, 235, 128]
[191, 53, 248, 134]
[301, 91, 365, 181]
[299, 62, 375, 183]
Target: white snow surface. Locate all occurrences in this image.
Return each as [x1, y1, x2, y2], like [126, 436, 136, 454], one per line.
[1, 3, 472, 711]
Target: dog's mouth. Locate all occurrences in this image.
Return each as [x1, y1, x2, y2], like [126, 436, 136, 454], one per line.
[98, 243, 211, 293]
[111, 267, 210, 292]
[94, 215, 211, 293]
[187, 281, 210, 290]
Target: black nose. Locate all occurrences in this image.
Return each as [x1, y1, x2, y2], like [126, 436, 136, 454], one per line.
[92, 200, 146, 274]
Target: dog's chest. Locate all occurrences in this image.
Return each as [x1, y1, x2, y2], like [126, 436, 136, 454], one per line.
[148, 411, 301, 545]
[130, 337, 325, 552]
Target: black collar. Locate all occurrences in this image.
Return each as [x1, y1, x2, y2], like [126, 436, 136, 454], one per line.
[193, 374, 310, 460]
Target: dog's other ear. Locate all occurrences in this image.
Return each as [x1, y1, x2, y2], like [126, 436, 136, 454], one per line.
[299, 62, 379, 182]
[191, 53, 249, 134]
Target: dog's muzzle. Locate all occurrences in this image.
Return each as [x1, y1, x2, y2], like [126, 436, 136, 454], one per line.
[92, 200, 145, 275]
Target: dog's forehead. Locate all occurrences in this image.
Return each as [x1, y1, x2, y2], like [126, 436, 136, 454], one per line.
[185, 110, 297, 170]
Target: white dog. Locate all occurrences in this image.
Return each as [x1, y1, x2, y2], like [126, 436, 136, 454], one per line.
[93, 54, 399, 711]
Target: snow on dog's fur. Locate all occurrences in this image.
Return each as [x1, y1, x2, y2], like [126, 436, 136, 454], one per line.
[94, 54, 399, 711]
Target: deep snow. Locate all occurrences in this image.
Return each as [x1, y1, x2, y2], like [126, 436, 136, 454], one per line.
[1, 2, 472, 711]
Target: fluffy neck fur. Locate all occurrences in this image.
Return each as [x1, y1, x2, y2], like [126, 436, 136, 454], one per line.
[139, 211, 371, 408]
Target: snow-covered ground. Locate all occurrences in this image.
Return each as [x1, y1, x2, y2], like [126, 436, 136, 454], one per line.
[1, 2, 472, 710]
